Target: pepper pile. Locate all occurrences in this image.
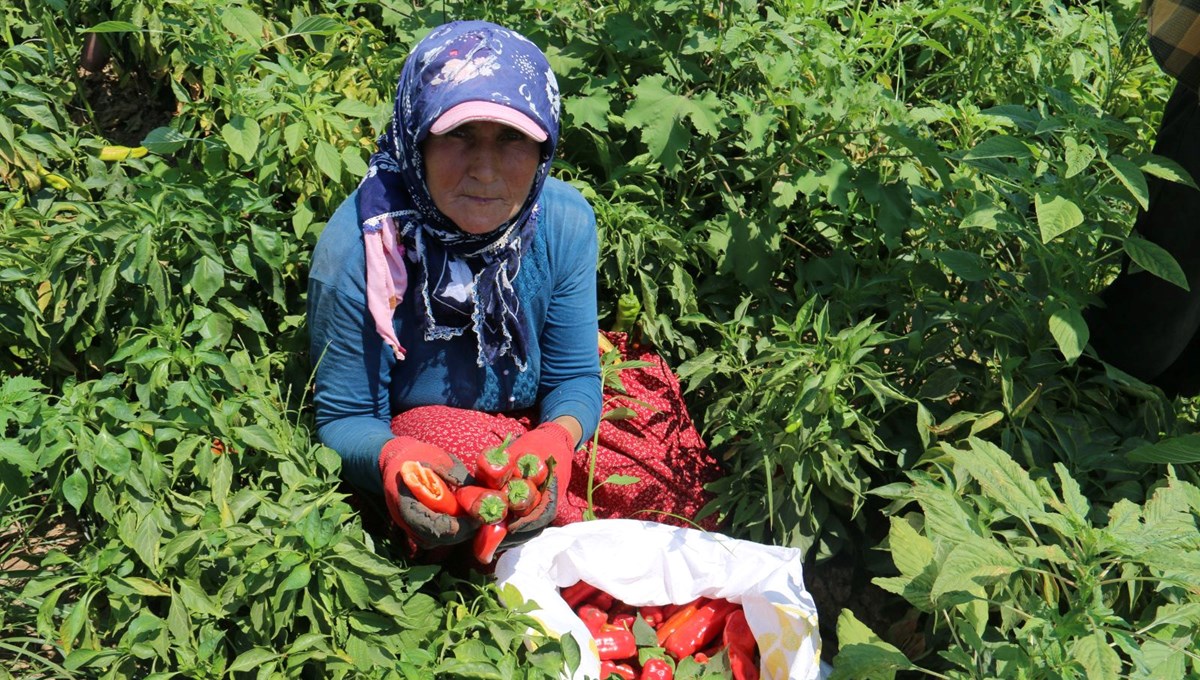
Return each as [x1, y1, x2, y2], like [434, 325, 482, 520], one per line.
[560, 581, 760, 680]
[399, 440, 550, 564]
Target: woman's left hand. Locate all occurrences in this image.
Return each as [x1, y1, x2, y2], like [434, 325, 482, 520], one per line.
[502, 421, 575, 535]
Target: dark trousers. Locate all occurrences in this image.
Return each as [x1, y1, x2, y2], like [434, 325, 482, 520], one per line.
[1088, 82, 1200, 396]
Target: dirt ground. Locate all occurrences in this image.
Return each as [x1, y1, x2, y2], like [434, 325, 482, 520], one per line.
[75, 57, 176, 147]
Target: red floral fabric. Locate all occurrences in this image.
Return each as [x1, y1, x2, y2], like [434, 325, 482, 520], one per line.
[388, 332, 724, 530]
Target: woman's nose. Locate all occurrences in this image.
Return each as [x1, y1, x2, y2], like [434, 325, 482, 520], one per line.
[466, 142, 501, 181]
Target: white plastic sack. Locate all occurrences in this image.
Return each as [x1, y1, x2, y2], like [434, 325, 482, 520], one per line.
[494, 519, 822, 680]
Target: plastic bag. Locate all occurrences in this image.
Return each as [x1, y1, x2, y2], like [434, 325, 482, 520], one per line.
[494, 519, 822, 680]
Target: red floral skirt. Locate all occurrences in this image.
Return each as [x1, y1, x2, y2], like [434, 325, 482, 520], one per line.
[389, 332, 724, 530]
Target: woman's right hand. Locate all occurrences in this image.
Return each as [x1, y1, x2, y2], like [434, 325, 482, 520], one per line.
[379, 437, 479, 548]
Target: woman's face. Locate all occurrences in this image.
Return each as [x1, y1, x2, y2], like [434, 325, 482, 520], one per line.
[423, 121, 542, 235]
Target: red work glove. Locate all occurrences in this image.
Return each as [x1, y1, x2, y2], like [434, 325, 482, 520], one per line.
[379, 436, 478, 549]
[502, 422, 576, 537]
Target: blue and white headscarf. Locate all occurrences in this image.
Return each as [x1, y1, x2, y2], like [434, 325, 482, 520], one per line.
[357, 20, 561, 371]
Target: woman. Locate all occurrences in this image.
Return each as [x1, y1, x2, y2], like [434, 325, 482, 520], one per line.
[308, 21, 721, 558]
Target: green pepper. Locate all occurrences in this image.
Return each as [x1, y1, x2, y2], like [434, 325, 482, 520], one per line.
[611, 289, 641, 333]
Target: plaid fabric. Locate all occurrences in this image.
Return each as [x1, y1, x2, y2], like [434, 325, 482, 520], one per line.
[1144, 0, 1200, 90]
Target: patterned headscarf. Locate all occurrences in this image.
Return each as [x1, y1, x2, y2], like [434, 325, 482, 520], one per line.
[357, 21, 561, 370]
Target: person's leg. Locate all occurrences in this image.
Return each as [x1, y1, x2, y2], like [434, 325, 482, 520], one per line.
[1088, 83, 1200, 384]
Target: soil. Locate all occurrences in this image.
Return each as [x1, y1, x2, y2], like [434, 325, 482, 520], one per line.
[0, 510, 84, 585]
[75, 60, 177, 147]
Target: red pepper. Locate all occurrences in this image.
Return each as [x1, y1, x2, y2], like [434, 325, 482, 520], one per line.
[504, 478, 539, 516]
[577, 604, 608, 636]
[561, 581, 600, 608]
[514, 452, 548, 487]
[475, 445, 514, 489]
[585, 590, 615, 612]
[611, 613, 636, 630]
[639, 605, 665, 628]
[454, 485, 508, 524]
[473, 520, 507, 564]
[728, 645, 760, 680]
[655, 598, 707, 646]
[724, 609, 759, 680]
[640, 658, 674, 680]
[693, 652, 709, 664]
[723, 609, 755, 653]
[399, 461, 461, 515]
[594, 624, 637, 660]
[600, 660, 635, 680]
[663, 599, 741, 660]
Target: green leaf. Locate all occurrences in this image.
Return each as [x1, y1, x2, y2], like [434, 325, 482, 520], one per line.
[221, 115, 260, 164]
[566, 86, 612, 132]
[190, 256, 225, 303]
[969, 410, 1005, 435]
[120, 577, 171, 597]
[930, 535, 1021, 602]
[0, 440, 38, 475]
[334, 99, 380, 119]
[289, 15, 344, 36]
[911, 474, 978, 544]
[888, 517, 933, 579]
[1127, 434, 1200, 464]
[131, 516, 162, 573]
[601, 407, 637, 421]
[1124, 235, 1189, 291]
[220, 6, 263, 44]
[342, 145, 368, 177]
[1105, 154, 1149, 210]
[624, 74, 705, 171]
[963, 134, 1031, 161]
[15, 104, 60, 132]
[59, 592, 91, 652]
[434, 660, 504, 680]
[560, 629, 581, 676]
[315, 140, 342, 182]
[278, 561, 312, 592]
[64, 648, 121, 671]
[251, 223, 285, 269]
[228, 648, 277, 673]
[1141, 154, 1198, 189]
[62, 469, 88, 511]
[602, 474, 640, 486]
[84, 21, 138, 33]
[1049, 304, 1088, 364]
[94, 428, 131, 476]
[1072, 632, 1121, 680]
[284, 120, 307, 155]
[234, 424, 277, 452]
[954, 438, 1044, 520]
[333, 548, 401, 578]
[1036, 192, 1084, 243]
[829, 610, 913, 680]
[1063, 137, 1096, 178]
[1053, 463, 1091, 525]
[141, 127, 188, 154]
[936, 250, 989, 282]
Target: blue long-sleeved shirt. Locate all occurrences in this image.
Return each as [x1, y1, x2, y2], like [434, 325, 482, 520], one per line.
[307, 178, 602, 496]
